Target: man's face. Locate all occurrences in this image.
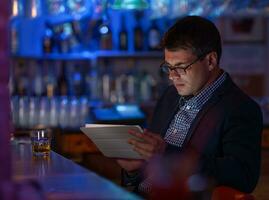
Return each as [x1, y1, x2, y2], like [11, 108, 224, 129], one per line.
[164, 48, 213, 96]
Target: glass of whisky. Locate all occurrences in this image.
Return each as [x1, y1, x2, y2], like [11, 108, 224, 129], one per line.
[30, 129, 51, 156]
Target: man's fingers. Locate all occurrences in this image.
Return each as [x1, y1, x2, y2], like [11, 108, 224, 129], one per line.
[134, 146, 152, 160]
[128, 129, 166, 160]
[129, 129, 159, 145]
[129, 139, 155, 154]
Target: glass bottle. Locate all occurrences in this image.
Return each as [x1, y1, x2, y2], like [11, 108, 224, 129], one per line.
[99, 23, 112, 50]
[17, 61, 28, 96]
[33, 63, 45, 96]
[42, 24, 54, 54]
[10, 18, 19, 55]
[101, 65, 113, 102]
[45, 62, 57, 98]
[139, 70, 156, 102]
[134, 12, 144, 51]
[119, 16, 128, 51]
[57, 62, 68, 96]
[71, 64, 83, 96]
[148, 20, 161, 51]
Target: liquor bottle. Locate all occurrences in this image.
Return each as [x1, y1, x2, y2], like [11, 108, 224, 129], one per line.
[101, 65, 113, 102]
[134, 23, 143, 51]
[42, 24, 53, 54]
[98, 8, 112, 50]
[54, 24, 70, 53]
[10, 17, 19, 54]
[9, 72, 15, 96]
[9, 61, 17, 96]
[33, 64, 45, 96]
[134, 12, 144, 51]
[148, 20, 161, 51]
[71, 64, 83, 96]
[126, 71, 136, 102]
[71, 20, 82, 43]
[99, 23, 112, 50]
[119, 16, 128, 51]
[60, 24, 70, 53]
[87, 17, 104, 51]
[115, 74, 127, 103]
[89, 69, 100, 100]
[45, 63, 57, 97]
[69, 21, 81, 52]
[58, 63, 68, 96]
[18, 75, 29, 96]
[10, 0, 23, 54]
[52, 25, 61, 53]
[139, 70, 156, 102]
[17, 61, 27, 96]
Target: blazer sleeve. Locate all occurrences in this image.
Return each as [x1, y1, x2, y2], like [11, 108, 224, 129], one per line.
[201, 101, 263, 193]
[121, 86, 177, 187]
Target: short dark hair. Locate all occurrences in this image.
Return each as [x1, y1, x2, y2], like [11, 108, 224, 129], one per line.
[162, 16, 222, 64]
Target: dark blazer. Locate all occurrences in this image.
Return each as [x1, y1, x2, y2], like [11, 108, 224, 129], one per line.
[149, 74, 263, 193]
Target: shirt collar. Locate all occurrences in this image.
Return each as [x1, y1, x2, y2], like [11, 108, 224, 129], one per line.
[184, 72, 227, 110]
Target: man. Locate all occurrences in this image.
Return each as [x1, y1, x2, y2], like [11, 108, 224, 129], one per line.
[117, 16, 263, 197]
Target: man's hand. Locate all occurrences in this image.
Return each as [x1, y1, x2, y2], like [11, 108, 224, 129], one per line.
[116, 129, 166, 172]
[128, 129, 166, 160]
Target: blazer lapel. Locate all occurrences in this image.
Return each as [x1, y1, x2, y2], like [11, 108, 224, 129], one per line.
[160, 95, 182, 137]
[181, 75, 233, 149]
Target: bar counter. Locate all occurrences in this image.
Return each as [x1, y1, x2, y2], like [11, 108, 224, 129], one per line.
[11, 139, 140, 199]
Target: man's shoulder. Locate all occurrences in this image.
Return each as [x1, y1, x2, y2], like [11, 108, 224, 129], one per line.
[220, 78, 261, 114]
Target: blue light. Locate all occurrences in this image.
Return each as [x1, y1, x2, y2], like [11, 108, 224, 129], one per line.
[115, 104, 145, 119]
[74, 73, 81, 82]
[116, 105, 138, 112]
[99, 26, 109, 34]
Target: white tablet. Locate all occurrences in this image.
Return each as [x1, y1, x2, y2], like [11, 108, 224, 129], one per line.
[80, 124, 143, 159]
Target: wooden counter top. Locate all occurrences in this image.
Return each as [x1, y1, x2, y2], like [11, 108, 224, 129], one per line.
[11, 139, 141, 199]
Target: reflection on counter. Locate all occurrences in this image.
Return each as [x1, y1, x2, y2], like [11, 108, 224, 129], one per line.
[11, 138, 141, 200]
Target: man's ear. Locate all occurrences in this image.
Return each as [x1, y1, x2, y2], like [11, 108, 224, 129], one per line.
[207, 52, 218, 71]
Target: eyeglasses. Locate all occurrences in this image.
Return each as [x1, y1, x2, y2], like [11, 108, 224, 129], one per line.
[160, 54, 205, 76]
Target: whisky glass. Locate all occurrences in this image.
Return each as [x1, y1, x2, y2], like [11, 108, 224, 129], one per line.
[30, 129, 51, 157]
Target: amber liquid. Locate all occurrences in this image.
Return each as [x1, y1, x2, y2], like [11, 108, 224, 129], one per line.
[31, 139, 50, 156]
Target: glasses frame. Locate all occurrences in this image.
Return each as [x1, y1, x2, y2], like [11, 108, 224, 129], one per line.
[160, 53, 207, 75]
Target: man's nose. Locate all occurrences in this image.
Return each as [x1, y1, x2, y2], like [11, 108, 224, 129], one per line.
[169, 70, 180, 80]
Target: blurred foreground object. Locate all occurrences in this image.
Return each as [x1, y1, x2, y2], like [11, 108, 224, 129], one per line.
[212, 186, 255, 200]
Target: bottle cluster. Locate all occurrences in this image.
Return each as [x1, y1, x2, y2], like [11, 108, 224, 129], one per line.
[41, 13, 164, 54]
[10, 60, 167, 103]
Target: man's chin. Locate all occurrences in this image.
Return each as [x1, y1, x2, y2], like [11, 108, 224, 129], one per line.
[177, 90, 188, 96]
[176, 88, 192, 96]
